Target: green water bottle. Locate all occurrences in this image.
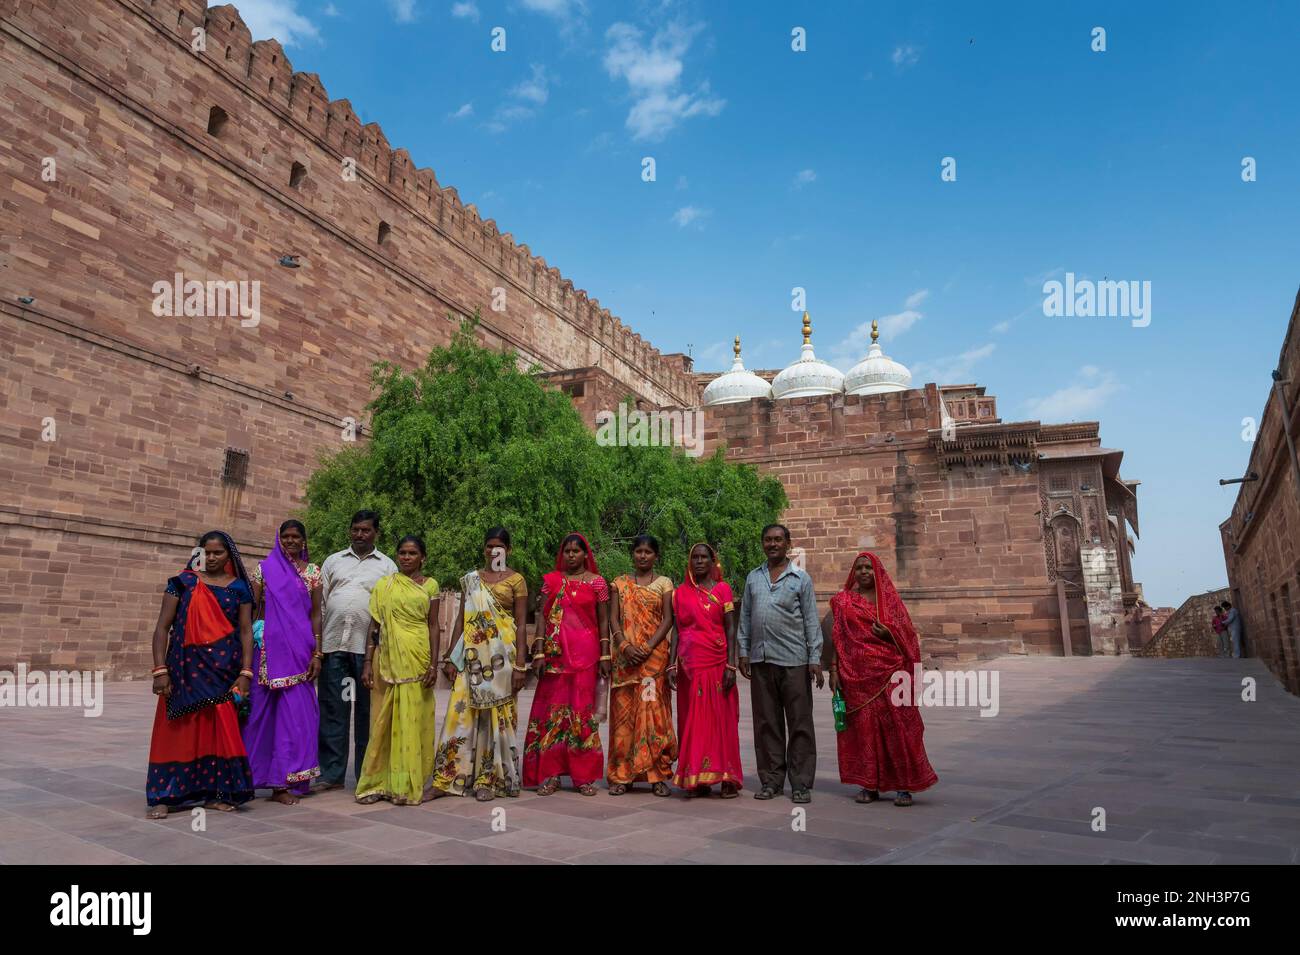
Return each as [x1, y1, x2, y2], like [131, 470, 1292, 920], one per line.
[832, 689, 847, 733]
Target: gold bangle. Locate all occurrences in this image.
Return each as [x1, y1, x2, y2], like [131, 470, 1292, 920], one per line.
[512, 663, 528, 672]
[599, 654, 613, 662]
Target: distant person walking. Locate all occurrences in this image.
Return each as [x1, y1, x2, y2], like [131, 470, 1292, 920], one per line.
[1222, 601, 1244, 658]
[315, 510, 396, 791]
[1211, 604, 1229, 658]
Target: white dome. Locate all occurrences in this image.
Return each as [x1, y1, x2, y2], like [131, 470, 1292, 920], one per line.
[844, 320, 912, 396]
[702, 336, 772, 406]
[771, 312, 845, 400]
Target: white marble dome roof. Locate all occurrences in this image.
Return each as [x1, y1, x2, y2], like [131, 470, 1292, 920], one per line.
[771, 313, 845, 400]
[702, 336, 772, 406]
[845, 320, 912, 396]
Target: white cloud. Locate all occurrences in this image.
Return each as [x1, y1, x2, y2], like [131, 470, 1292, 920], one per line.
[450, 102, 473, 119]
[793, 168, 816, 189]
[1023, 367, 1122, 422]
[322, 3, 341, 16]
[675, 175, 689, 190]
[828, 290, 929, 367]
[520, 0, 588, 37]
[234, 0, 321, 46]
[484, 65, 551, 133]
[451, 1, 479, 22]
[910, 344, 996, 385]
[891, 44, 920, 68]
[389, 0, 417, 22]
[991, 320, 1011, 334]
[604, 22, 725, 141]
[672, 205, 710, 229]
[904, 289, 929, 309]
[511, 64, 549, 104]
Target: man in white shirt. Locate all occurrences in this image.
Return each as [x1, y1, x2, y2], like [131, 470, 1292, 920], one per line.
[313, 510, 396, 791]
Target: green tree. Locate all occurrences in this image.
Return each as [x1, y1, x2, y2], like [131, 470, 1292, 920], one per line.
[302, 316, 787, 595]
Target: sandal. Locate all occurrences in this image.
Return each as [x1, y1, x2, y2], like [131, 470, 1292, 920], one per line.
[537, 776, 560, 796]
[355, 793, 383, 805]
[577, 782, 598, 796]
[719, 782, 739, 799]
[145, 805, 169, 820]
[203, 801, 237, 812]
[608, 783, 628, 796]
[855, 788, 880, 804]
[474, 787, 495, 802]
[651, 782, 672, 798]
[894, 792, 913, 807]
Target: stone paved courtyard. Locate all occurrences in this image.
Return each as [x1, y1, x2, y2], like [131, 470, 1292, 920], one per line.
[2, 656, 1298, 864]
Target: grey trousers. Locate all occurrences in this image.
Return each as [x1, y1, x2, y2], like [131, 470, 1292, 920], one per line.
[749, 662, 817, 791]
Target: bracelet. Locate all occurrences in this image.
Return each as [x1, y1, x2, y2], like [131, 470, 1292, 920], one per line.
[665, 663, 678, 671]
[599, 654, 613, 662]
[238, 669, 254, 678]
[512, 663, 528, 673]
[725, 664, 738, 672]
[151, 666, 168, 676]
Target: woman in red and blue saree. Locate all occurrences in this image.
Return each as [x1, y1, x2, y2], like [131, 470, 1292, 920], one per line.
[244, 519, 323, 805]
[827, 552, 937, 806]
[146, 530, 255, 819]
[523, 533, 611, 796]
[431, 526, 528, 801]
[607, 534, 676, 796]
[668, 542, 743, 798]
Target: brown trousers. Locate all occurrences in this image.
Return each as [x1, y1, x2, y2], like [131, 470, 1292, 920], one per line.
[749, 662, 817, 791]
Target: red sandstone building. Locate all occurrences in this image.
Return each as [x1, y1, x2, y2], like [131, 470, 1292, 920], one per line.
[0, 0, 1151, 677]
[1219, 290, 1300, 695]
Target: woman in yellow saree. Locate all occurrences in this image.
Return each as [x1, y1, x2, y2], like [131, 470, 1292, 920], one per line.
[608, 534, 676, 795]
[431, 527, 529, 801]
[357, 535, 440, 805]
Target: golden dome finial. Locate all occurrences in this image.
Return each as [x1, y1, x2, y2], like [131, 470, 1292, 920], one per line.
[733, 335, 742, 358]
[871, 319, 879, 344]
[801, 311, 811, 345]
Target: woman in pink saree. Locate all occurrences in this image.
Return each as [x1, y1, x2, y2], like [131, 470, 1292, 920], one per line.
[668, 542, 743, 798]
[523, 533, 612, 796]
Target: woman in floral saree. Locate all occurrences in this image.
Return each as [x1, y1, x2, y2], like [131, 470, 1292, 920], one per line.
[357, 535, 441, 805]
[245, 519, 323, 804]
[431, 527, 528, 801]
[608, 534, 676, 796]
[523, 533, 611, 796]
[827, 551, 937, 806]
[668, 542, 743, 798]
[145, 530, 255, 818]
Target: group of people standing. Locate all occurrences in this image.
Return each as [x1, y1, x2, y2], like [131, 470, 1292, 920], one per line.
[143, 512, 938, 817]
[1210, 601, 1243, 658]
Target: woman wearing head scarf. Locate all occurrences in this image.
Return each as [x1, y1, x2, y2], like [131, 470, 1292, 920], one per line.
[244, 519, 323, 805]
[429, 526, 528, 801]
[356, 535, 441, 805]
[145, 530, 255, 818]
[607, 534, 677, 796]
[668, 542, 743, 798]
[523, 533, 611, 796]
[826, 552, 937, 806]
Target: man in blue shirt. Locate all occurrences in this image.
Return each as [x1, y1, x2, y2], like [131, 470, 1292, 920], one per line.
[739, 524, 824, 803]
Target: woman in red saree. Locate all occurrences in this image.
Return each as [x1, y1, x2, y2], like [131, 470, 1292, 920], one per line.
[523, 533, 612, 796]
[668, 542, 743, 798]
[827, 551, 937, 806]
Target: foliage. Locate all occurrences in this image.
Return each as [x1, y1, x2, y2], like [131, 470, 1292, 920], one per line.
[302, 316, 787, 596]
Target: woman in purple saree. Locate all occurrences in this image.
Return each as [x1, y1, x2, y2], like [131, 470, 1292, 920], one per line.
[245, 520, 324, 804]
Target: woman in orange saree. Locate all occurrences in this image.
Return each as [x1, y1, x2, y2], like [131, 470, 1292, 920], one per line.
[668, 542, 743, 798]
[827, 551, 937, 806]
[608, 535, 676, 796]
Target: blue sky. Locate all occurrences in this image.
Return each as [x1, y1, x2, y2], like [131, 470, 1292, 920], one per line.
[236, 0, 1300, 606]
